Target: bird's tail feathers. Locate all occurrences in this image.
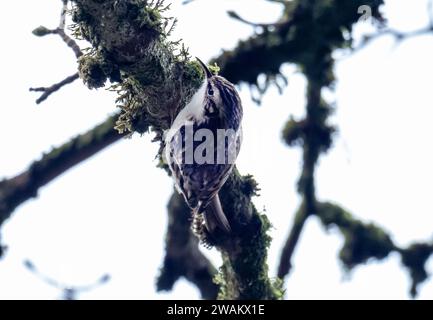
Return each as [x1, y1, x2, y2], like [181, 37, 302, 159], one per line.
[203, 194, 231, 233]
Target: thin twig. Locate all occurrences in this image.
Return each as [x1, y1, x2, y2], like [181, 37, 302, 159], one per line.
[30, 73, 79, 104]
[227, 10, 291, 29]
[59, 0, 68, 29]
[355, 1, 433, 52]
[24, 259, 110, 300]
[30, 0, 83, 104]
[55, 29, 83, 59]
[355, 26, 433, 52]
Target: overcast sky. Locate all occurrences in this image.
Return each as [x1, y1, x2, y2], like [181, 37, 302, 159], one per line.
[1, 0, 433, 299]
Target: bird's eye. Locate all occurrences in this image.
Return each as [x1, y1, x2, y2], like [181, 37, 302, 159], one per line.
[208, 87, 214, 96]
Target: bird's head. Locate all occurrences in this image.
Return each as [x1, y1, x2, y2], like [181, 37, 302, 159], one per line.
[196, 57, 223, 107]
[196, 57, 242, 129]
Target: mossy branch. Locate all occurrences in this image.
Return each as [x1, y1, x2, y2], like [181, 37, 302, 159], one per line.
[316, 202, 433, 298]
[214, 169, 283, 300]
[276, 0, 381, 286]
[214, 0, 385, 100]
[278, 76, 335, 279]
[0, 114, 124, 242]
[70, 0, 281, 300]
[7, 0, 309, 298]
[23, 0, 427, 300]
[71, 0, 203, 134]
[275, 0, 432, 299]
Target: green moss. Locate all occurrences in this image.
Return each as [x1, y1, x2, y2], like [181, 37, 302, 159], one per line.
[78, 54, 108, 89]
[216, 212, 282, 300]
[317, 202, 395, 270]
[185, 60, 206, 86]
[241, 174, 260, 198]
[136, 5, 164, 32]
[282, 117, 303, 146]
[111, 57, 202, 135]
[71, 0, 204, 136]
[208, 63, 221, 75]
[400, 243, 433, 298]
[214, 172, 282, 300]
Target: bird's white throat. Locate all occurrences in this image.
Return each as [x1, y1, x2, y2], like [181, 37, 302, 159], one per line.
[165, 78, 207, 143]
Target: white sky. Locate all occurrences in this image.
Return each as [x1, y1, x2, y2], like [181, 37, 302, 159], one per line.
[0, 0, 433, 299]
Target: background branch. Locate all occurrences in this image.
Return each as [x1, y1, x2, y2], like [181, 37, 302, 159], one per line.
[30, 0, 83, 104]
[0, 114, 125, 233]
[157, 191, 219, 300]
[23, 259, 110, 300]
[29, 73, 79, 104]
[354, 0, 433, 51]
[316, 202, 433, 298]
[278, 78, 334, 278]
[355, 26, 433, 52]
[273, 0, 433, 298]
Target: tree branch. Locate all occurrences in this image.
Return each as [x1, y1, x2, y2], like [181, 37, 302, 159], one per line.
[316, 202, 433, 298]
[273, 0, 433, 298]
[354, 0, 433, 51]
[277, 205, 309, 278]
[70, 0, 281, 299]
[355, 26, 433, 52]
[157, 191, 219, 300]
[23, 259, 110, 300]
[29, 73, 79, 104]
[30, 0, 83, 104]
[0, 114, 125, 231]
[214, 0, 385, 101]
[4, 0, 301, 297]
[275, 0, 382, 281]
[278, 79, 334, 278]
[19, 0, 421, 299]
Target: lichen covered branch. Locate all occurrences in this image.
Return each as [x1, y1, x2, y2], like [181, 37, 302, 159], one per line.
[215, 171, 283, 299]
[70, 0, 280, 299]
[354, 0, 433, 51]
[71, 0, 202, 134]
[214, 0, 385, 97]
[278, 78, 335, 279]
[274, 0, 432, 298]
[317, 202, 433, 298]
[0, 115, 124, 236]
[275, 0, 381, 281]
[4, 0, 430, 300]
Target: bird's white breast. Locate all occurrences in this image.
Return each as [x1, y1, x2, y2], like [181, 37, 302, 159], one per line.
[165, 78, 207, 143]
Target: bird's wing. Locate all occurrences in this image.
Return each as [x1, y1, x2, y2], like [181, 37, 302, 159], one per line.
[166, 122, 242, 211]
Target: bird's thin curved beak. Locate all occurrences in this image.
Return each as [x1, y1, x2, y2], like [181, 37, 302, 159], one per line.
[196, 57, 213, 79]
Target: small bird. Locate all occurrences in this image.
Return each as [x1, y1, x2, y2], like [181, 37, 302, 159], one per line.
[165, 57, 243, 238]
